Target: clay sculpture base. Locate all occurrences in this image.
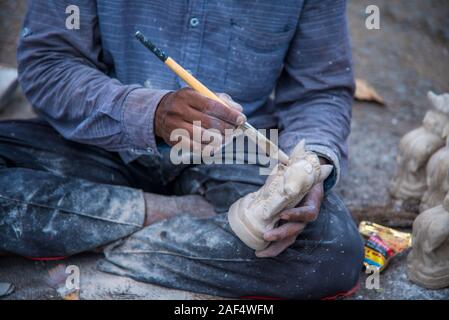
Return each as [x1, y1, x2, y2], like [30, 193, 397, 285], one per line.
[407, 192, 449, 289]
[228, 140, 333, 251]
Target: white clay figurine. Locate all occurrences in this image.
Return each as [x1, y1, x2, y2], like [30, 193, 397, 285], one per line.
[228, 140, 333, 251]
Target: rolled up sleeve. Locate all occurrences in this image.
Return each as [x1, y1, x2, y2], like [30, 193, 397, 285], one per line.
[17, 0, 165, 154]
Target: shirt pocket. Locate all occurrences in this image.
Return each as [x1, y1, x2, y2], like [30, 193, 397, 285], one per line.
[225, 21, 295, 102]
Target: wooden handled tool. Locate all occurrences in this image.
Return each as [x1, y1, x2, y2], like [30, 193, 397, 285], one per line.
[134, 31, 289, 165]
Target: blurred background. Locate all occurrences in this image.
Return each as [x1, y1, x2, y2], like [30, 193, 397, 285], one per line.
[0, 0, 448, 299]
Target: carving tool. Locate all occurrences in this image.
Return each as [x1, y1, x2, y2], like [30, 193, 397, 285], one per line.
[134, 31, 289, 165]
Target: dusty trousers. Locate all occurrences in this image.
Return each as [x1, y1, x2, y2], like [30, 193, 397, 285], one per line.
[0, 119, 364, 299]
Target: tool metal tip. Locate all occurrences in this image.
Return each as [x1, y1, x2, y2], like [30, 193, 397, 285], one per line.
[134, 31, 143, 40]
[134, 30, 168, 62]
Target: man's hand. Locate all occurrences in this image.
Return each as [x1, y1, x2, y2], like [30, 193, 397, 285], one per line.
[255, 157, 330, 258]
[255, 182, 324, 257]
[155, 88, 246, 149]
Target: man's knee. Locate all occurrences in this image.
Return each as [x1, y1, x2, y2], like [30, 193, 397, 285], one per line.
[280, 193, 364, 298]
[317, 231, 364, 298]
[281, 232, 363, 299]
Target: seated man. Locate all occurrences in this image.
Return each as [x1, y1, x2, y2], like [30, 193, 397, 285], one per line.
[0, 0, 363, 299]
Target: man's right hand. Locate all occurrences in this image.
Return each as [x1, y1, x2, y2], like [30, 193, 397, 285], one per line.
[154, 88, 246, 148]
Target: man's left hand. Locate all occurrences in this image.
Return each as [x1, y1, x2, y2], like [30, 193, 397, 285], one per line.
[255, 162, 327, 258]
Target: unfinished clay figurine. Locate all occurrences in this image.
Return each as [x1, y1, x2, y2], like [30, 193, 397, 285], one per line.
[428, 91, 449, 115]
[227, 140, 333, 250]
[420, 144, 449, 212]
[389, 92, 449, 200]
[407, 192, 449, 289]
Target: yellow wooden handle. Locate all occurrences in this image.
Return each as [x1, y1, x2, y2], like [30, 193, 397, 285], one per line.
[165, 57, 230, 108]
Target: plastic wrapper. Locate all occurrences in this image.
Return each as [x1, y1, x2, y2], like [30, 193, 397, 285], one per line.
[359, 221, 412, 271]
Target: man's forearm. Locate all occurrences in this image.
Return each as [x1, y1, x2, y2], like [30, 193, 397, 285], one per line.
[17, 0, 166, 154]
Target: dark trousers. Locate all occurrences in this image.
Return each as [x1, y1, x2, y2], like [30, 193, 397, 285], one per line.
[0, 119, 364, 299]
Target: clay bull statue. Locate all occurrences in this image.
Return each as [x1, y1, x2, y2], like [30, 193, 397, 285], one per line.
[228, 140, 333, 251]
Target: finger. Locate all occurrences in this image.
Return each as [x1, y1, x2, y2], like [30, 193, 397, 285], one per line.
[184, 107, 236, 132]
[172, 122, 203, 154]
[185, 90, 246, 126]
[217, 93, 243, 112]
[300, 183, 324, 208]
[280, 205, 318, 222]
[180, 121, 220, 148]
[263, 222, 305, 242]
[167, 119, 212, 154]
[201, 98, 246, 126]
[200, 126, 224, 146]
[256, 236, 296, 258]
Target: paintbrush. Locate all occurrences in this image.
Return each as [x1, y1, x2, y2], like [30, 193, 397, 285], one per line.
[134, 31, 289, 165]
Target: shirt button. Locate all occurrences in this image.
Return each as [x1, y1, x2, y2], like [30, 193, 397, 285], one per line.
[189, 17, 199, 27]
[21, 27, 31, 38]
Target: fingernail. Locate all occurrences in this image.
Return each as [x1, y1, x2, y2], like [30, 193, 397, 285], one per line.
[236, 115, 246, 125]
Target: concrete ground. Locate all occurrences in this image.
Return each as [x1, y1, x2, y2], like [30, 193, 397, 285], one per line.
[0, 0, 448, 300]
[1, 251, 448, 300]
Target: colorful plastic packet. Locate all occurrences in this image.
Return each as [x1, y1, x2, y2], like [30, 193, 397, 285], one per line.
[359, 221, 412, 271]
